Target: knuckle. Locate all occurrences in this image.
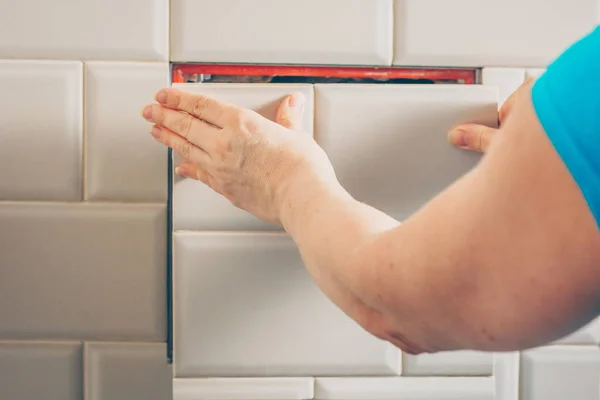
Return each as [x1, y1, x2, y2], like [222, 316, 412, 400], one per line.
[204, 174, 216, 189]
[481, 132, 492, 150]
[232, 109, 254, 127]
[178, 115, 193, 138]
[173, 91, 183, 108]
[221, 186, 237, 204]
[178, 140, 193, 159]
[462, 128, 477, 147]
[213, 141, 226, 156]
[190, 96, 209, 119]
[229, 111, 245, 128]
[151, 106, 163, 124]
[475, 126, 486, 150]
[277, 116, 293, 128]
[463, 126, 484, 151]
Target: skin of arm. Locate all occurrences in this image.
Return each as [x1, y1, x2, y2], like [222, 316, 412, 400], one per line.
[279, 83, 600, 353]
[142, 83, 600, 354]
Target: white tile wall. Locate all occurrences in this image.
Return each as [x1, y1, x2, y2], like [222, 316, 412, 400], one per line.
[554, 318, 600, 345]
[170, 0, 393, 65]
[0, 202, 166, 340]
[526, 69, 547, 80]
[85, 62, 169, 202]
[85, 342, 172, 400]
[494, 352, 519, 400]
[520, 346, 600, 400]
[173, 378, 314, 400]
[0, 341, 82, 400]
[2, 1, 598, 399]
[481, 68, 526, 108]
[402, 351, 493, 376]
[174, 232, 398, 377]
[315, 84, 497, 221]
[393, 0, 598, 67]
[0, 60, 83, 201]
[314, 377, 495, 400]
[171, 84, 314, 231]
[0, 0, 168, 60]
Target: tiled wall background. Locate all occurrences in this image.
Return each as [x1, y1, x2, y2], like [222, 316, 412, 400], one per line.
[0, 1, 598, 400]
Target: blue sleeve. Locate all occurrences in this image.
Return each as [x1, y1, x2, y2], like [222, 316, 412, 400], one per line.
[531, 25, 600, 230]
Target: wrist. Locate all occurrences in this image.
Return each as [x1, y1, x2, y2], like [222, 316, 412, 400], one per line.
[277, 166, 349, 234]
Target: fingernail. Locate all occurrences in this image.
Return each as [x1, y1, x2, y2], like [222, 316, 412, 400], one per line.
[143, 106, 153, 120]
[288, 93, 305, 108]
[288, 95, 297, 107]
[175, 165, 190, 178]
[448, 128, 466, 147]
[150, 126, 161, 139]
[156, 90, 167, 104]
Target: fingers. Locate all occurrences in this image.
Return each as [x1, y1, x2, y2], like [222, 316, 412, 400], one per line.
[143, 104, 221, 153]
[150, 125, 210, 166]
[275, 92, 306, 130]
[447, 124, 498, 153]
[154, 88, 236, 128]
[451, 76, 534, 154]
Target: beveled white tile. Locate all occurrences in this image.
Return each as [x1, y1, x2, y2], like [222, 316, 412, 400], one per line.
[174, 232, 398, 377]
[314, 377, 494, 400]
[402, 351, 493, 376]
[554, 317, 600, 345]
[0, 0, 168, 60]
[520, 346, 600, 400]
[174, 378, 314, 400]
[394, 0, 598, 67]
[171, 0, 392, 65]
[85, 62, 169, 202]
[481, 68, 525, 108]
[0, 202, 166, 340]
[0, 60, 82, 201]
[494, 352, 519, 400]
[315, 84, 497, 221]
[172, 83, 314, 231]
[526, 69, 546, 79]
[0, 341, 82, 400]
[85, 342, 171, 400]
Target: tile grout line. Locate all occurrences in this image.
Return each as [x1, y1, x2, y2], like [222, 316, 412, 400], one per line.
[167, 61, 174, 365]
[0, 200, 168, 207]
[81, 341, 87, 400]
[81, 62, 87, 201]
[167, 0, 172, 62]
[389, 0, 395, 66]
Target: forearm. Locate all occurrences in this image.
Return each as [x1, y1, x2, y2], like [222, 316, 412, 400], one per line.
[278, 97, 600, 354]
[278, 171, 467, 352]
[278, 79, 600, 353]
[278, 174, 419, 343]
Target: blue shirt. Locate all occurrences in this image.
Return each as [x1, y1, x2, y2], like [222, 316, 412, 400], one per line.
[531, 26, 600, 229]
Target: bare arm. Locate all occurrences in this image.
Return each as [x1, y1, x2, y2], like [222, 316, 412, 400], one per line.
[278, 84, 600, 353]
[143, 81, 600, 355]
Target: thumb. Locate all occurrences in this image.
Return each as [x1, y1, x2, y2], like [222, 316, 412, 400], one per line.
[447, 124, 498, 153]
[275, 92, 305, 130]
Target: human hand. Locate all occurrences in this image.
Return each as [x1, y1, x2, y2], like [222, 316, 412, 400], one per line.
[447, 77, 535, 153]
[142, 89, 337, 225]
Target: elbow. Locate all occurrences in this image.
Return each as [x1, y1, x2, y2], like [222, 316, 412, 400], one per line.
[347, 302, 432, 355]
